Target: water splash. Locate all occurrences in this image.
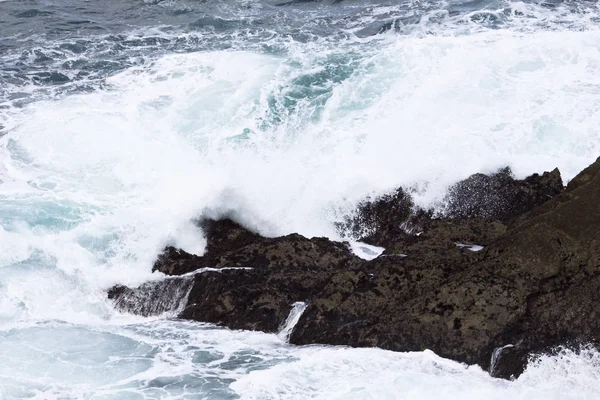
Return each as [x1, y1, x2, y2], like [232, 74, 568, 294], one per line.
[277, 302, 307, 342]
[110, 276, 195, 317]
[2, 0, 600, 397]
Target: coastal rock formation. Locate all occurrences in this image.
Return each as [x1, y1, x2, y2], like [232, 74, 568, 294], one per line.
[177, 230, 360, 333]
[442, 166, 563, 222]
[335, 166, 563, 250]
[292, 158, 598, 378]
[108, 158, 600, 380]
[124, 218, 361, 333]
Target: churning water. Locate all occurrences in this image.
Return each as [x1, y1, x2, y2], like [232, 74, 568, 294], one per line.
[1, 0, 600, 398]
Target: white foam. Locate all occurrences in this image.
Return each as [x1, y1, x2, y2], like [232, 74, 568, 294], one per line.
[2, 25, 600, 324]
[2, 320, 599, 399]
[232, 346, 600, 400]
[349, 241, 385, 260]
[0, 320, 292, 399]
[456, 242, 485, 252]
[277, 302, 308, 342]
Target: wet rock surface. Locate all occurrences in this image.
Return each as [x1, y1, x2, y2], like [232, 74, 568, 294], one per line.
[442, 166, 563, 223]
[124, 218, 361, 333]
[108, 158, 600, 380]
[178, 231, 361, 332]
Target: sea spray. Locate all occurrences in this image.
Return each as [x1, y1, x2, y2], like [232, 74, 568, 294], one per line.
[2, 0, 600, 397]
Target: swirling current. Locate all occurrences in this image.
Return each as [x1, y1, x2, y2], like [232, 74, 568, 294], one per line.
[1, 0, 600, 398]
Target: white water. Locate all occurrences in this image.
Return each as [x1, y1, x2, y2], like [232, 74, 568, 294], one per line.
[2, 2, 600, 398]
[456, 243, 485, 252]
[277, 302, 308, 342]
[349, 241, 386, 260]
[2, 320, 599, 399]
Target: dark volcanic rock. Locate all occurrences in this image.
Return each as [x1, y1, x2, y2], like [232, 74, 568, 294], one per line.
[291, 158, 600, 379]
[489, 343, 529, 379]
[199, 218, 265, 256]
[152, 246, 203, 276]
[114, 218, 361, 333]
[177, 232, 361, 332]
[336, 187, 431, 248]
[443, 167, 563, 223]
[479, 157, 600, 376]
[336, 167, 562, 251]
[108, 158, 600, 380]
[152, 219, 265, 275]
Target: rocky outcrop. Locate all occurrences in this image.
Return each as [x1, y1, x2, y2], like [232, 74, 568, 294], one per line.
[118, 218, 361, 333]
[442, 166, 563, 223]
[335, 187, 422, 248]
[108, 158, 600, 380]
[336, 167, 563, 251]
[177, 231, 360, 332]
[292, 158, 598, 379]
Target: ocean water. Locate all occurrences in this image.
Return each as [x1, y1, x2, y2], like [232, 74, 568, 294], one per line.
[1, 0, 600, 398]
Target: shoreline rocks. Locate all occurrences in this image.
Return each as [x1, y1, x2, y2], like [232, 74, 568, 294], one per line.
[147, 221, 361, 333]
[108, 158, 600, 380]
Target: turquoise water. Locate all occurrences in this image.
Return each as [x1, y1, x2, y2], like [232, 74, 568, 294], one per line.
[2, 0, 600, 398]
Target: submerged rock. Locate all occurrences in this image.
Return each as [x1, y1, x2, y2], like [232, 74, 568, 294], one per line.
[108, 159, 600, 380]
[108, 277, 194, 317]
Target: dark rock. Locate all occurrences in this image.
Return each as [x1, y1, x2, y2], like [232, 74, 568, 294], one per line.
[108, 277, 193, 317]
[566, 156, 600, 191]
[480, 157, 600, 374]
[381, 217, 507, 258]
[335, 187, 431, 247]
[292, 158, 599, 378]
[489, 343, 529, 379]
[355, 19, 398, 38]
[336, 167, 562, 250]
[152, 246, 203, 275]
[176, 231, 360, 332]
[442, 167, 563, 223]
[152, 219, 265, 276]
[354, 15, 422, 38]
[290, 253, 521, 368]
[108, 158, 600, 380]
[180, 267, 311, 332]
[115, 218, 361, 332]
[198, 218, 265, 255]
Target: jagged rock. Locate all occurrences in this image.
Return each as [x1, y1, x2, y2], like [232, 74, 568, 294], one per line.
[442, 167, 563, 223]
[108, 159, 600, 380]
[489, 343, 529, 379]
[336, 167, 562, 251]
[198, 218, 265, 256]
[152, 218, 266, 276]
[177, 231, 361, 332]
[114, 219, 361, 332]
[335, 187, 432, 248]
[152, 247, 203, 276]
[291, 158, 599, 379]
[480, 156, 600, 376]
